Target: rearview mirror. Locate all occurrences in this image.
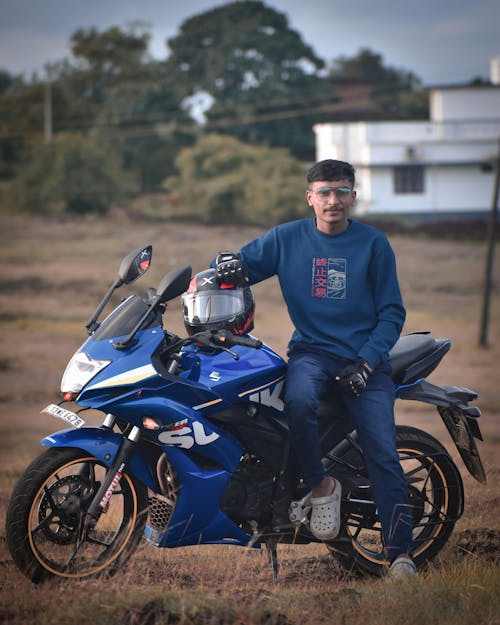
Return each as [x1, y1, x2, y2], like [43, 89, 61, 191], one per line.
[113, 265, 193, 349]
[86, 245, 153, 335]
[157, 266, 192, 303]
[118, 245, 152, 284]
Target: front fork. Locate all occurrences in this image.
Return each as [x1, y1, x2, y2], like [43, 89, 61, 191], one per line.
[84, 421, 141, 529]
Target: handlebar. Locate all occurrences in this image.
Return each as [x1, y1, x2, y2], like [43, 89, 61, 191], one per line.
[163, 329, 262, 365]
[209, 330, 262, 350]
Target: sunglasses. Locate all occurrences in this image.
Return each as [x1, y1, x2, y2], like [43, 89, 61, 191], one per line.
[310, 186, 352, 200]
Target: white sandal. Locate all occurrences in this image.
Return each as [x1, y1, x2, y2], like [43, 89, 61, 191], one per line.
[310, 479, 342, 541]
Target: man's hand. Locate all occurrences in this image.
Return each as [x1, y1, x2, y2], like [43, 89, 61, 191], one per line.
[215, 252, 249, 286]
[336, 358, 373, 398]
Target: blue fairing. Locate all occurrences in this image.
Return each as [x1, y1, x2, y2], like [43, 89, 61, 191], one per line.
[41, 426, 157, 490]
[45, 293, 287, 550]
[145, 446, 255, 548]
[394, 378, 424, 397]
[75, 324, 285, 412]
[68, 325, 284, 474]
[42, 427, 254, 547]
[77, 327, 286, 409]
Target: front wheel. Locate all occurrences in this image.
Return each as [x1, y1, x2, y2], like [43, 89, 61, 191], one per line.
[6, 447, 149, 582]
[327, 425, 464, 576]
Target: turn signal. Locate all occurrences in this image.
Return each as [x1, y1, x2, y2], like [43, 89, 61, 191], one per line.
[62, 391, 78, 401]
[142, 417, 160, 430]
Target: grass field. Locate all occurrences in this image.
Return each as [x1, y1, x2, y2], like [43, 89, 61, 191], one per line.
[0, 214, 499, 625]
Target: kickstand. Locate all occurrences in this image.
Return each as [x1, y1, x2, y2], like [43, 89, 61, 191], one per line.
[265, 538, 279, 583]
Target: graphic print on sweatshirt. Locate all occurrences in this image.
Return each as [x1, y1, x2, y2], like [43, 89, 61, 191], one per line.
[311, 257, 346, 299]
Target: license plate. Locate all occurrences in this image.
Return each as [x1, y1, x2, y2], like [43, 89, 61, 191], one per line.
[42, 404, 85, 428]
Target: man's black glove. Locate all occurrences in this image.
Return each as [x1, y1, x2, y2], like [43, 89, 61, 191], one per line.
[215, 252, 249, 286]
[336, 358, 373, 398]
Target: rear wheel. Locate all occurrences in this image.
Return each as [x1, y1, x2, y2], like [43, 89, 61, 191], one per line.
[6, 447, 149, 582]
[327, 426, 463, 576]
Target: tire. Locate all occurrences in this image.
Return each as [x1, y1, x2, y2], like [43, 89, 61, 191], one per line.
[6, 446, 149, 583]
[326, 425, 464, 576]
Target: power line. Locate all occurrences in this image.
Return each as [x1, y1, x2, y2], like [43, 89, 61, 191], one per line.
[2, 92, 387, 141]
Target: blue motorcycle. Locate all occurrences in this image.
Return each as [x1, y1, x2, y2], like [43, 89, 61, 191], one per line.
[6, 246, 486, 582]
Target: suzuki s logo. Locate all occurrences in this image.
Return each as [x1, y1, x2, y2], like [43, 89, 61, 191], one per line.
[158, 421, 219, 449]
[249, 380, 284, 411]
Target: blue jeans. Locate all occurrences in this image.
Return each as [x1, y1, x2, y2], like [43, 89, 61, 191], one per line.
[284, 344, 413, 561]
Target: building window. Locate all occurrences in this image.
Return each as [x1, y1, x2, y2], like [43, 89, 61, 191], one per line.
[394, 165, 425, 194]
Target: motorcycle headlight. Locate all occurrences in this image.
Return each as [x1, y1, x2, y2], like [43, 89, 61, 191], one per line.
[61, 352, 111, 394]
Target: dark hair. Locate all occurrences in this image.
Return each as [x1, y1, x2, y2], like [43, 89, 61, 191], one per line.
[307, 159, 355, 187]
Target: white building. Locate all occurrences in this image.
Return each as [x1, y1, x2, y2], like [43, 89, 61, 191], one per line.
[314, 62, 500, 219]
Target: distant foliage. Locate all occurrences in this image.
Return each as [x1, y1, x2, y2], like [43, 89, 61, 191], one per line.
[0, 24, 195, 195]
[8, 135, 135, 215]
[329, 48, 429, 118]
[164, 133, 308, 225]
[0, 13, 431, 217]
[166, 0, 332, 160]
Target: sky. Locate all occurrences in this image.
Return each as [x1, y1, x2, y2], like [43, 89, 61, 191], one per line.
[0, 0, 499, 86]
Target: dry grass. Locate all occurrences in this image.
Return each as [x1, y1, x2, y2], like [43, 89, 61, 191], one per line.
[0, 214, 499, 625]
[0, 547, 498, 625]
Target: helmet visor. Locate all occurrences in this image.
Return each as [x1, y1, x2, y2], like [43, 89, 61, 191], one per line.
[182, 290, 245, 325]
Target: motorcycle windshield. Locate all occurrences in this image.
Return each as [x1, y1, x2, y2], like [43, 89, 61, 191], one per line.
[92, 295, 161, 341]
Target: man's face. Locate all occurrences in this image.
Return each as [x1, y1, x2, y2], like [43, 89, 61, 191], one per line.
[306, 179, 356, 234]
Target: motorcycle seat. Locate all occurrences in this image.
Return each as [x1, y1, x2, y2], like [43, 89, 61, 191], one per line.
[388, 333, 437, 379]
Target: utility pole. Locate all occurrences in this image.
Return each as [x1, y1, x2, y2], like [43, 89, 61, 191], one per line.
[479, 140, 500, 348]
[44, 64, 53, 143]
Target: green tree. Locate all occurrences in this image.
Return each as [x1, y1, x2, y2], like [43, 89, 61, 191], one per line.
[69, 24, 153, 102]
[67, 24, 196, 190]
[166, 1, 334, 159]
[18, 25, 159, 140]
[8, 134, 135, 215]
[0, 75, 47, 179]
[0, 25, 157, 182]
[0, 70, 17, 177]
[0, 70, 14, 94]
[92, 61, 195, 191]
[329, 48, 429, 118]
[165, 133, 308, 225]
[0, 24, 195, 193]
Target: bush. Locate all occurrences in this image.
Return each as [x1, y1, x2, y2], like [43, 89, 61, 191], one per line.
[164, 134, 309, 225]
[8, 134, 137, 215]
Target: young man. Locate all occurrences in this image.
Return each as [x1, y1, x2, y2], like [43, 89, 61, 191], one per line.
[216, 159, 415, 576]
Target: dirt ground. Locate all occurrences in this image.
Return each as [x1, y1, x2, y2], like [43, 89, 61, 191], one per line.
[0, 215, 498, 619]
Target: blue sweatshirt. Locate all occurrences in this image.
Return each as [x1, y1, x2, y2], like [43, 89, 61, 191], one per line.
[238, 218, 406, 369]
